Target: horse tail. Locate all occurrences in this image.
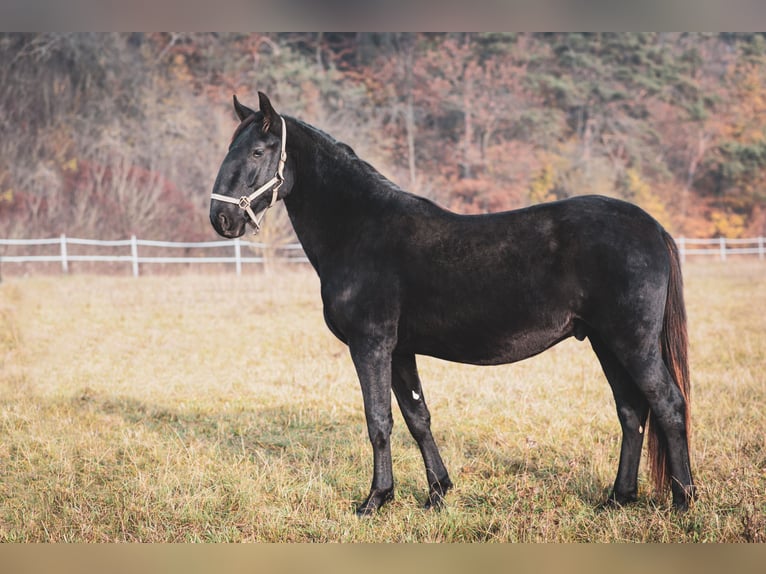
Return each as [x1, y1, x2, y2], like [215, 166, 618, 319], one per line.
[646, 231, 691, 494]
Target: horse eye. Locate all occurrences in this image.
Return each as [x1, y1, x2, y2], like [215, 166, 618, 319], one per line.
[252, 148, 264, 158]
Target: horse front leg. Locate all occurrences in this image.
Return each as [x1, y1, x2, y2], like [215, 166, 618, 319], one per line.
[350, 338, 396, 516]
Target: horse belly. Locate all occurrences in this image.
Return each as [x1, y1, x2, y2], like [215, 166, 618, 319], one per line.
[402, 314, 576, 366]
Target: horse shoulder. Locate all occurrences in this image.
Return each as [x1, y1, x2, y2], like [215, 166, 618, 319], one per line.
[319, 264, 402, 346]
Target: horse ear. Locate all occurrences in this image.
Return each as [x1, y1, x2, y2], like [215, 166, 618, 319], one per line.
[258, 91, 279, 132]
[233, 95, 255, 122]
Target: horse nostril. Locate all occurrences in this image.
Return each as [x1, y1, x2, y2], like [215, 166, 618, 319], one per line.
[218, 213, 229, 232]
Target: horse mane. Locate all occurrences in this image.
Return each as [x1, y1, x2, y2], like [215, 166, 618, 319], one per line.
[291, 117, 406, 197]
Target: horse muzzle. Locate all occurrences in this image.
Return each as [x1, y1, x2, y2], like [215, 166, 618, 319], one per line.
[211, 209, 247, 238]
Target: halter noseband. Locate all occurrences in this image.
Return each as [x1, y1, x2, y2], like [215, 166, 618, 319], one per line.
[210, 115, 287, 234]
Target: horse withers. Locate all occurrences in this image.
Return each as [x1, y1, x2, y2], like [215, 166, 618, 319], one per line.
[209, 92, 695, 515]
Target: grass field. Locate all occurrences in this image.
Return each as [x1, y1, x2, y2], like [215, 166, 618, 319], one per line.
[0, 261, 764, 542]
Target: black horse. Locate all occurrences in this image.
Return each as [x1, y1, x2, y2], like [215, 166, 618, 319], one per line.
[210, 93, 695, 515]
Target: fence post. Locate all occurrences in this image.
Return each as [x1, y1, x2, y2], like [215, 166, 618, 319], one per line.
[679, 237, 686, 264]
[131, 235, 139, 277]
[234, 238, 242, 276]
[60, 233, 68, 273]
[719, 236, 727, 262]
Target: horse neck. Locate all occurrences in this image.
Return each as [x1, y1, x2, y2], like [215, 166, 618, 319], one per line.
[282, 118, 395, 265]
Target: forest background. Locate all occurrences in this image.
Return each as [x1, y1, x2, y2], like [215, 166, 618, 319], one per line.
[2, 32, 766, 243]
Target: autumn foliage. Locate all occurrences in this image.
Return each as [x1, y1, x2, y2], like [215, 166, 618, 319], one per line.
[2, 33, 765, 241]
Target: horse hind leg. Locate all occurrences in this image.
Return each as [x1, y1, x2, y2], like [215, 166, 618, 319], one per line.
[596, 324, 695, 510]
[622, 350, 694, 509]
[391, 353, 453, 509]
[589, 332, 649, 506]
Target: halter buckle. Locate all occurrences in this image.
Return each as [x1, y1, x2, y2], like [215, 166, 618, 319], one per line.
[238, 196, 251, 209]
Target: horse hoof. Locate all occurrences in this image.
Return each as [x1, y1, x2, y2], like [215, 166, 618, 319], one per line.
[599, 492, 637, 510]
[423, 493, 445, 510]
[355, 503, 377, 517]
[671, 496, 692, 512]
[355, 488, 394, 516]
[423, 479, 453, 510]
[671, 484, 696, 511]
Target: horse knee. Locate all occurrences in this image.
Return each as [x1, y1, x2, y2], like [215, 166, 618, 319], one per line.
[367, 415, 393, 447]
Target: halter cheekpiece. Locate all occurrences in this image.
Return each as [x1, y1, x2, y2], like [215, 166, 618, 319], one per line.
[210, 114, 287, 234]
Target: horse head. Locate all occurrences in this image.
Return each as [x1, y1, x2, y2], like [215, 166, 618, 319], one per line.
[210, 92, 291, 237]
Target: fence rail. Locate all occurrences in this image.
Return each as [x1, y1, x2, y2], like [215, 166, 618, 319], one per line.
[0, 234, 309, 276]
[0, 234, 764, 276]
[677, 236, 765, 261]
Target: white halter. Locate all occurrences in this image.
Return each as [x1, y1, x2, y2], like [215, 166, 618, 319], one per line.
[210, 115, 287, 234]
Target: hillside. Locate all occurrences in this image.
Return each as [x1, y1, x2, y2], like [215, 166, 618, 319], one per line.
[2, 33, 765, 241]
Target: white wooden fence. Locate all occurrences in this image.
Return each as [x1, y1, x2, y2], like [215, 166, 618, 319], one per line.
[677, 237, 765, 261]
[0, 235, 308, 276]
[0, 235, 764, 276]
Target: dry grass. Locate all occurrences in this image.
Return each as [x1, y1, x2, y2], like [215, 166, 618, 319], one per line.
[0, 261, 764, 542]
